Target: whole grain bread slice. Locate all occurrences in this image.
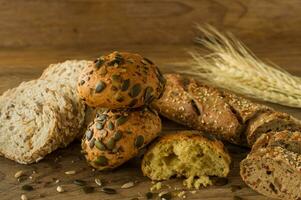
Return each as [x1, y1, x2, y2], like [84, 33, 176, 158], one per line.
[0, 80, 78, 164]
[240, 130, 301, 200]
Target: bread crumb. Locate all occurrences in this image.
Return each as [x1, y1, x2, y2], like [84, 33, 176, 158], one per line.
[21, 194, 28, 200]
[56, 186, 64, 193]
[178, 191, 186, 198]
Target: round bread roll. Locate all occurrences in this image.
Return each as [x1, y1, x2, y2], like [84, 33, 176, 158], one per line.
[77, 51, 165, 109]
[82, 107, 162, 170]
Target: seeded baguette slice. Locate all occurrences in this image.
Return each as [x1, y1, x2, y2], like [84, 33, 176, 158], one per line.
[152, 74, 270, 145]
[142, 131, 231, 189]
[246, 112, 301, 146]
[240, 130, 301, 200]
[82, 107, 161, 170]
[40, 60, 91, 136]
[0, 80, 77, 164]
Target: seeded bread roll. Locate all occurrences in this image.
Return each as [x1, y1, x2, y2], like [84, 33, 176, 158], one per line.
[82, 107, 161, 170]
[0, 80, 78, 164]
[152, 74, 301, 146]
[77, 51, 165, 109]
[141, 131, 231, 189]
[240, 130, 301, 200]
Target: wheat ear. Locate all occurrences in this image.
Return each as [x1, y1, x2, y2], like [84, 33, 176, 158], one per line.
[180, 25, 301, 108]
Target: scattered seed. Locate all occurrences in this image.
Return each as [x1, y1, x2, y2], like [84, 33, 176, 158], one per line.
[100, 187, 117, 194]
[94, 156, 108, 166]
[121, 181, 135, 189]
[129, 84, 141, 97]
[73, 179, 86, 186]
[56, 186, 64, 193]
[113, 131, 122, 141]
[231, 185, 242, 192]
[65, 170, 76, 175]
[95, 178, 102, 187]
[96, 122, 104, 130]
[85, 130, 93, 140]
[89, 138, 96, 149]
[15, 170, 24, 178]
[108, 121, 114, 130]
[95, 140, 106, 151]
[21, 194, 28, 200]
[146, 192, 154, 199]
[116, 116, 128, 126]
[135, 135, 144, 148]
[106, 138, 116, 150]
[82, 186, 94, 194]
[95, 81, 106, 93]
[121, 79, 130, 91]
[212, 177, 228, 186]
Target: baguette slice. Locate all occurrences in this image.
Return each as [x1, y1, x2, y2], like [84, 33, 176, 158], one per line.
[141, 131, 231, 189]
[240, 130, 301, 200]
[40, 60, 92, 136]
[0, 80, 77, 164]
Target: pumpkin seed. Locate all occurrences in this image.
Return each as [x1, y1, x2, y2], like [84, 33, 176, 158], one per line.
[98, 114, 107, 121]
[99, 66, 107, 76]
[106, 138, 116, 150]
[22, 184, 34, 191]
[108, 121, 114, 130]
[95, 59, 104, 69]
[85, 130, 93, 140]
[144, 87, 153, 103]
[89, 138, 96, 149]
[116, 116, 128, 126]
[135, 135, 144, 148]
[94, 156, 108, 166]
[129, 84, 141, 97]
[113, 131, 122, 141]
[121, 79, 130, 91]
[82, 186, 94, 194]
[112, 74, 121, 82]
[100, 187, 117, 194]
[95, 81, 106, 93]
[73, 179, 86, 186]
[95, 140, 106, 150]
[96, 122, 104, 130]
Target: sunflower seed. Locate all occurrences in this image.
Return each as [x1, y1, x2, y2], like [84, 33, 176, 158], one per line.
[94, 156, 108, 166]
[73, 179, 86, 186]
[135, 135, 144, 148]
[121, 181, 135, 189]
[95, 81, 106, 93]
[129, 84, 141, 97]
[100, 187, 117, 194]
[14, 170, 24, 178]
[116, 116, 128, 126]
[65, 170, 76, 175]
[22, 184, 33, 191]
[56, 186, 64, 193]
[121, 79, 130, 91]
[95, 140, 106, 150]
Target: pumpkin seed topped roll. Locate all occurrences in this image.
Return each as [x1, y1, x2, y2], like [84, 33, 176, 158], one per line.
[77, 51, 165, 109]
[82, 107, 162, 170]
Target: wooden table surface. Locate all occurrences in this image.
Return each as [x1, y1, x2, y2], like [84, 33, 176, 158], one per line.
[0, 0, 301, 199]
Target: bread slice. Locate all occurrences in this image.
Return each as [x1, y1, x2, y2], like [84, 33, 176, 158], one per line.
[0, 80, 78, 164]
[240, 130, 301, 200]
[141, 131, 231, 189]
[40, 60, 92, 136]
[246, 112, 301, 146]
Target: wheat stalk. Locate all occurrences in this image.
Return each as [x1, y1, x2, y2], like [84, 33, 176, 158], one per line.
[179, 25, 301, 108]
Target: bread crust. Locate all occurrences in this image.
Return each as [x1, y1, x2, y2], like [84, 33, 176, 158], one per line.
[240, 130, 301, 200]
[77, 51, 165, 109]
[82, 107, 161, 170]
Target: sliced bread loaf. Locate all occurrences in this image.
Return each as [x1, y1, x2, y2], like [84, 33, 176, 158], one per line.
[240, 130, 301, 200]
[0, 80, 79, 164]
